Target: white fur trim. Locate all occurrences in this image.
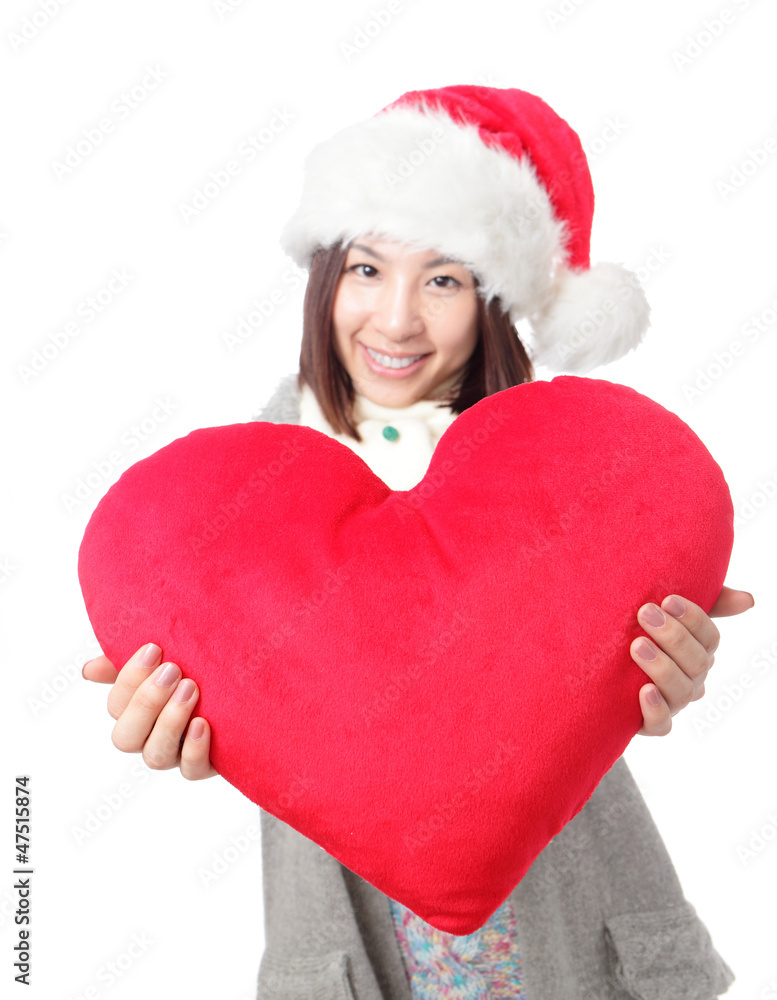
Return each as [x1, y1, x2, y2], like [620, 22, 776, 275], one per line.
[279, 105, 566, 319]
[526, 262, 651, 374]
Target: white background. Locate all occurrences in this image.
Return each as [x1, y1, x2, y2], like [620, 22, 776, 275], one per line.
[2, 0, 775, 998]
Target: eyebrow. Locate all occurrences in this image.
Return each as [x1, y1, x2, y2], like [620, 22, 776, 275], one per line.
[349, 242, 460, 269]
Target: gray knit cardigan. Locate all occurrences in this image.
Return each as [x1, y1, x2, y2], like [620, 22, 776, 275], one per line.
[252, 372, 736, 1000]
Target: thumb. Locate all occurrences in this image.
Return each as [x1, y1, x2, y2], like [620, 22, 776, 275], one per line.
[709, 585, 755, 618]
[82, 656, 119, 684]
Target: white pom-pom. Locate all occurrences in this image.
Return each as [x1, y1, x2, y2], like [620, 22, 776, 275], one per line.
[525, 262, 651, 375]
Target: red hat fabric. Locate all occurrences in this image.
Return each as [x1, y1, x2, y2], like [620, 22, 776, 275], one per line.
[384, 85, 595, 270]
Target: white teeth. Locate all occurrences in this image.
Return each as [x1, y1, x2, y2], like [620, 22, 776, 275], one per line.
[366, 346, 425, 369]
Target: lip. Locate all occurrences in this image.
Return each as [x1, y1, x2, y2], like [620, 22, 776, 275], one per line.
[359, 342, 431, 378]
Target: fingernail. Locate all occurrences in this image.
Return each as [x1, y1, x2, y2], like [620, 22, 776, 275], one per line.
[155, 662, 180, 687]
[141, 643, 162, 668]
[173, 679, 196, 704]
[646, 686, 662, 707]
[640, 604, 666, 627]
[188, 719, 205, 741]
[636, 638, 657, 661]
[663, 596, 686, 618]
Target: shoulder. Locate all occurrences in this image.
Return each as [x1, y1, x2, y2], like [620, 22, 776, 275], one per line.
[252, 372, 301, 425]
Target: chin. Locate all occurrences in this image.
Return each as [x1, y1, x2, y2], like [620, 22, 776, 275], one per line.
[368, 386, 419, 408]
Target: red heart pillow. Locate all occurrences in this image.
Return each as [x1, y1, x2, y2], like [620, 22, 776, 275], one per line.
[78, 376, 733, 935]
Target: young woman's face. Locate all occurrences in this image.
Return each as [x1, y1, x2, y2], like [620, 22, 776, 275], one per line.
[331, 236, 480, 408]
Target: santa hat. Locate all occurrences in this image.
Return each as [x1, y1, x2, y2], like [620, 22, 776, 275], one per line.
[279, 85, 650, 375]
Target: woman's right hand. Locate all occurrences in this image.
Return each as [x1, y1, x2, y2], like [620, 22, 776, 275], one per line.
[82, 642, 218, 780]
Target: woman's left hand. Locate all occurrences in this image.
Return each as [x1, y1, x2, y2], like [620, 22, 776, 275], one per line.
[633, 585, 755, 736]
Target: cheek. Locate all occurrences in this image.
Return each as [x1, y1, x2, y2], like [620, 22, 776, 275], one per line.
[333, 288, 369, 338]
[450, 305, 479, 358]
[332, 301, 356, 356]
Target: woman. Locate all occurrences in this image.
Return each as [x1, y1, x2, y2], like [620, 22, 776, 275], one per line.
[83, 86, 753, 998]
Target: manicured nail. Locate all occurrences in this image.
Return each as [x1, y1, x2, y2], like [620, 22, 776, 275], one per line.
[155, 662, 180, 687]
[640, 604, 666, 628]
[141, 643, 162, 667]
[663, 596, 686, 618]
[646, 686, 662, 707]
[636, 638, 657, 661]
[188, 719, 205, 741]
[173, 679, 196, 704]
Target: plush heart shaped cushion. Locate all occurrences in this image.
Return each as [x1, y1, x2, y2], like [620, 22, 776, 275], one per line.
[78, 375, 733, 935]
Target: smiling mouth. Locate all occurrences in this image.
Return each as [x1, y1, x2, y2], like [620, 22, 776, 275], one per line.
[364, 346, 430, 369]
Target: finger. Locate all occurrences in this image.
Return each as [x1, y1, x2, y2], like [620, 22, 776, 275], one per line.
[636, 683, 672, 737]
[630, 629, 700, 714]
[82, 656, 119, 684]
[708, 585, 755, 618]
[106, 643, 164, 719]
[640, 600, 714, 691]
[139, 677, 204, 771]
[110, 661, 182, 754]
[656, 595, 721, 657]
[180, 719, 219, 780]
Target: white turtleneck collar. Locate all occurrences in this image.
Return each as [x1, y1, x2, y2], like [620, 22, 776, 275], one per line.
[298, 381, 459, 491]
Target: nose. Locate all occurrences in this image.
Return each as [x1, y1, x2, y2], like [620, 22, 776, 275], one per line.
[371, 275, 425, 346]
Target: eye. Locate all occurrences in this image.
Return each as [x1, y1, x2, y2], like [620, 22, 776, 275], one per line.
[430, 275, 460, 289]
[348, 263, 379, 278]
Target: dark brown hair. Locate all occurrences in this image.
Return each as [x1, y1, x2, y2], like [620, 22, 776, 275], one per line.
[297, 240, 535, 442]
